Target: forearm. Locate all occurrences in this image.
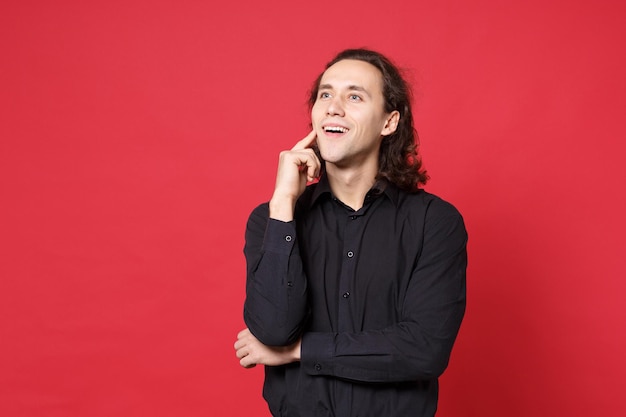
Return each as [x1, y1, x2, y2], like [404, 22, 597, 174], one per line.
[243, 205, 309, 346]
[300, 303, 465, 383]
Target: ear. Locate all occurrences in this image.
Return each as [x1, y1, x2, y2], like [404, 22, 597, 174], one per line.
[381, 110, 400, 136]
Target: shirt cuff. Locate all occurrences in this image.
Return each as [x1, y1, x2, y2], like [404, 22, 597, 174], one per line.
[262, 218, 296, 254]
[301, 332, 335, 376]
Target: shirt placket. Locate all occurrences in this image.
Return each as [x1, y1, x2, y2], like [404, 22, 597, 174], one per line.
[338, 212, 360, 332]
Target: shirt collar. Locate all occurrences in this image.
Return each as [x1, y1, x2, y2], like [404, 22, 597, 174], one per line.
[309, 174, 400, 208]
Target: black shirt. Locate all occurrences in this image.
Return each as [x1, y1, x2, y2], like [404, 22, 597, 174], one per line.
[244, 175, 467, 417]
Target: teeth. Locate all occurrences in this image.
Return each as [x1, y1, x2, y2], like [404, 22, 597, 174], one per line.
[324, 126, 349, 133]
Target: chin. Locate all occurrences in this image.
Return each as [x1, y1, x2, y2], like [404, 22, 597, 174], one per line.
[319, 152, 342, 166]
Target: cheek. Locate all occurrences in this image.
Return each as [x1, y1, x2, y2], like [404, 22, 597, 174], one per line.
[364, 111, 388, 133]
[311, 106, 325, 132]
[311, 103, 323, 120]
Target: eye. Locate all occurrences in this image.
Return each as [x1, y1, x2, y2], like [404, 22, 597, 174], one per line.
[349, 94, 362, 102]
[319, 92, 331, 99]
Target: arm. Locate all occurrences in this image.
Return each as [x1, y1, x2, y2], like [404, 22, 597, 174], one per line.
[242, 131, 320, 347]
[300, 202, 467, 382]
[243, 206, 309, 346]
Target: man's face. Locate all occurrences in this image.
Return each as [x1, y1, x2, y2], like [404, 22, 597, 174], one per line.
[311, 59, 398, 170]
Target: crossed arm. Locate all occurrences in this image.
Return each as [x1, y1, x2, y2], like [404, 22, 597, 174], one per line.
[235, 204, 467, 381]
[236, 216, 466, 382]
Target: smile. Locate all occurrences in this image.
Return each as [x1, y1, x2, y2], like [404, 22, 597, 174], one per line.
[323, 126, 350, 133]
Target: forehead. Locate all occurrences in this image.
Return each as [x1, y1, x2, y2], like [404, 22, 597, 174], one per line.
[320, 59, 384, 94]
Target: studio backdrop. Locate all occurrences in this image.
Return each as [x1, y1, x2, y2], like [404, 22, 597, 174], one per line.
[1, 1, 625, 416]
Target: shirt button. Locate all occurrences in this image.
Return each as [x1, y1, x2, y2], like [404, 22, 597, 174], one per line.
[350, 215, 357, 220]
[285, 235, 292, 242]
[315, 363, 322, 371]
[347, 251, 354, 258]
[287, 281, 293, 287]
[343, 292, 350, 299]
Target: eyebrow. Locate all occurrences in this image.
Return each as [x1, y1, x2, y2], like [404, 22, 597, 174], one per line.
[318, 83, 372, 98]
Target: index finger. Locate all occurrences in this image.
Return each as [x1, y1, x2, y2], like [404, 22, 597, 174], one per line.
[291, 130, 317, 151]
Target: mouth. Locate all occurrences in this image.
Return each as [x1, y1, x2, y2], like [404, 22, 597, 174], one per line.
[322, 125, 350, 135]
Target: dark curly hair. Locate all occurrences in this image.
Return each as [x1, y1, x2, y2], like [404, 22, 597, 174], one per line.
[308, 48, 428, 191]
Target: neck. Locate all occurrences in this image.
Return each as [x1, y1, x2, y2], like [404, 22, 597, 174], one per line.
[326, 163, 378, 211]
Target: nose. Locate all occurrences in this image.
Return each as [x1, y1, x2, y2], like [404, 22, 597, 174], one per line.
[326, 96, 345, 117]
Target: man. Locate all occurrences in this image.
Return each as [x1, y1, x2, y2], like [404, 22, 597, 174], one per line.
[235, 49, 467, 417]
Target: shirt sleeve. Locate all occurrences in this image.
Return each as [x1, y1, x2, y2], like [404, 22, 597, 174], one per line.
[300, 200, 467, 382]
[243, 203, 309, 346]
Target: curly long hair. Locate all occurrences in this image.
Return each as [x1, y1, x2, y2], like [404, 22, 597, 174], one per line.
[308, 48, 428, 191]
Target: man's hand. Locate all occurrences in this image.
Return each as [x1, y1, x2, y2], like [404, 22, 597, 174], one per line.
[234, 328, 301, 369]
[269, 131, 320, 222]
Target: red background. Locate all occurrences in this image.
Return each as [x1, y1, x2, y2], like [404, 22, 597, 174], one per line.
[1, 1, 625, 416]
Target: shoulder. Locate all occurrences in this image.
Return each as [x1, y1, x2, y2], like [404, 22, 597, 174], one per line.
[399, 189, 463, 219]
[396, 189, 466, 238]
[293, 182, 324, 217]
